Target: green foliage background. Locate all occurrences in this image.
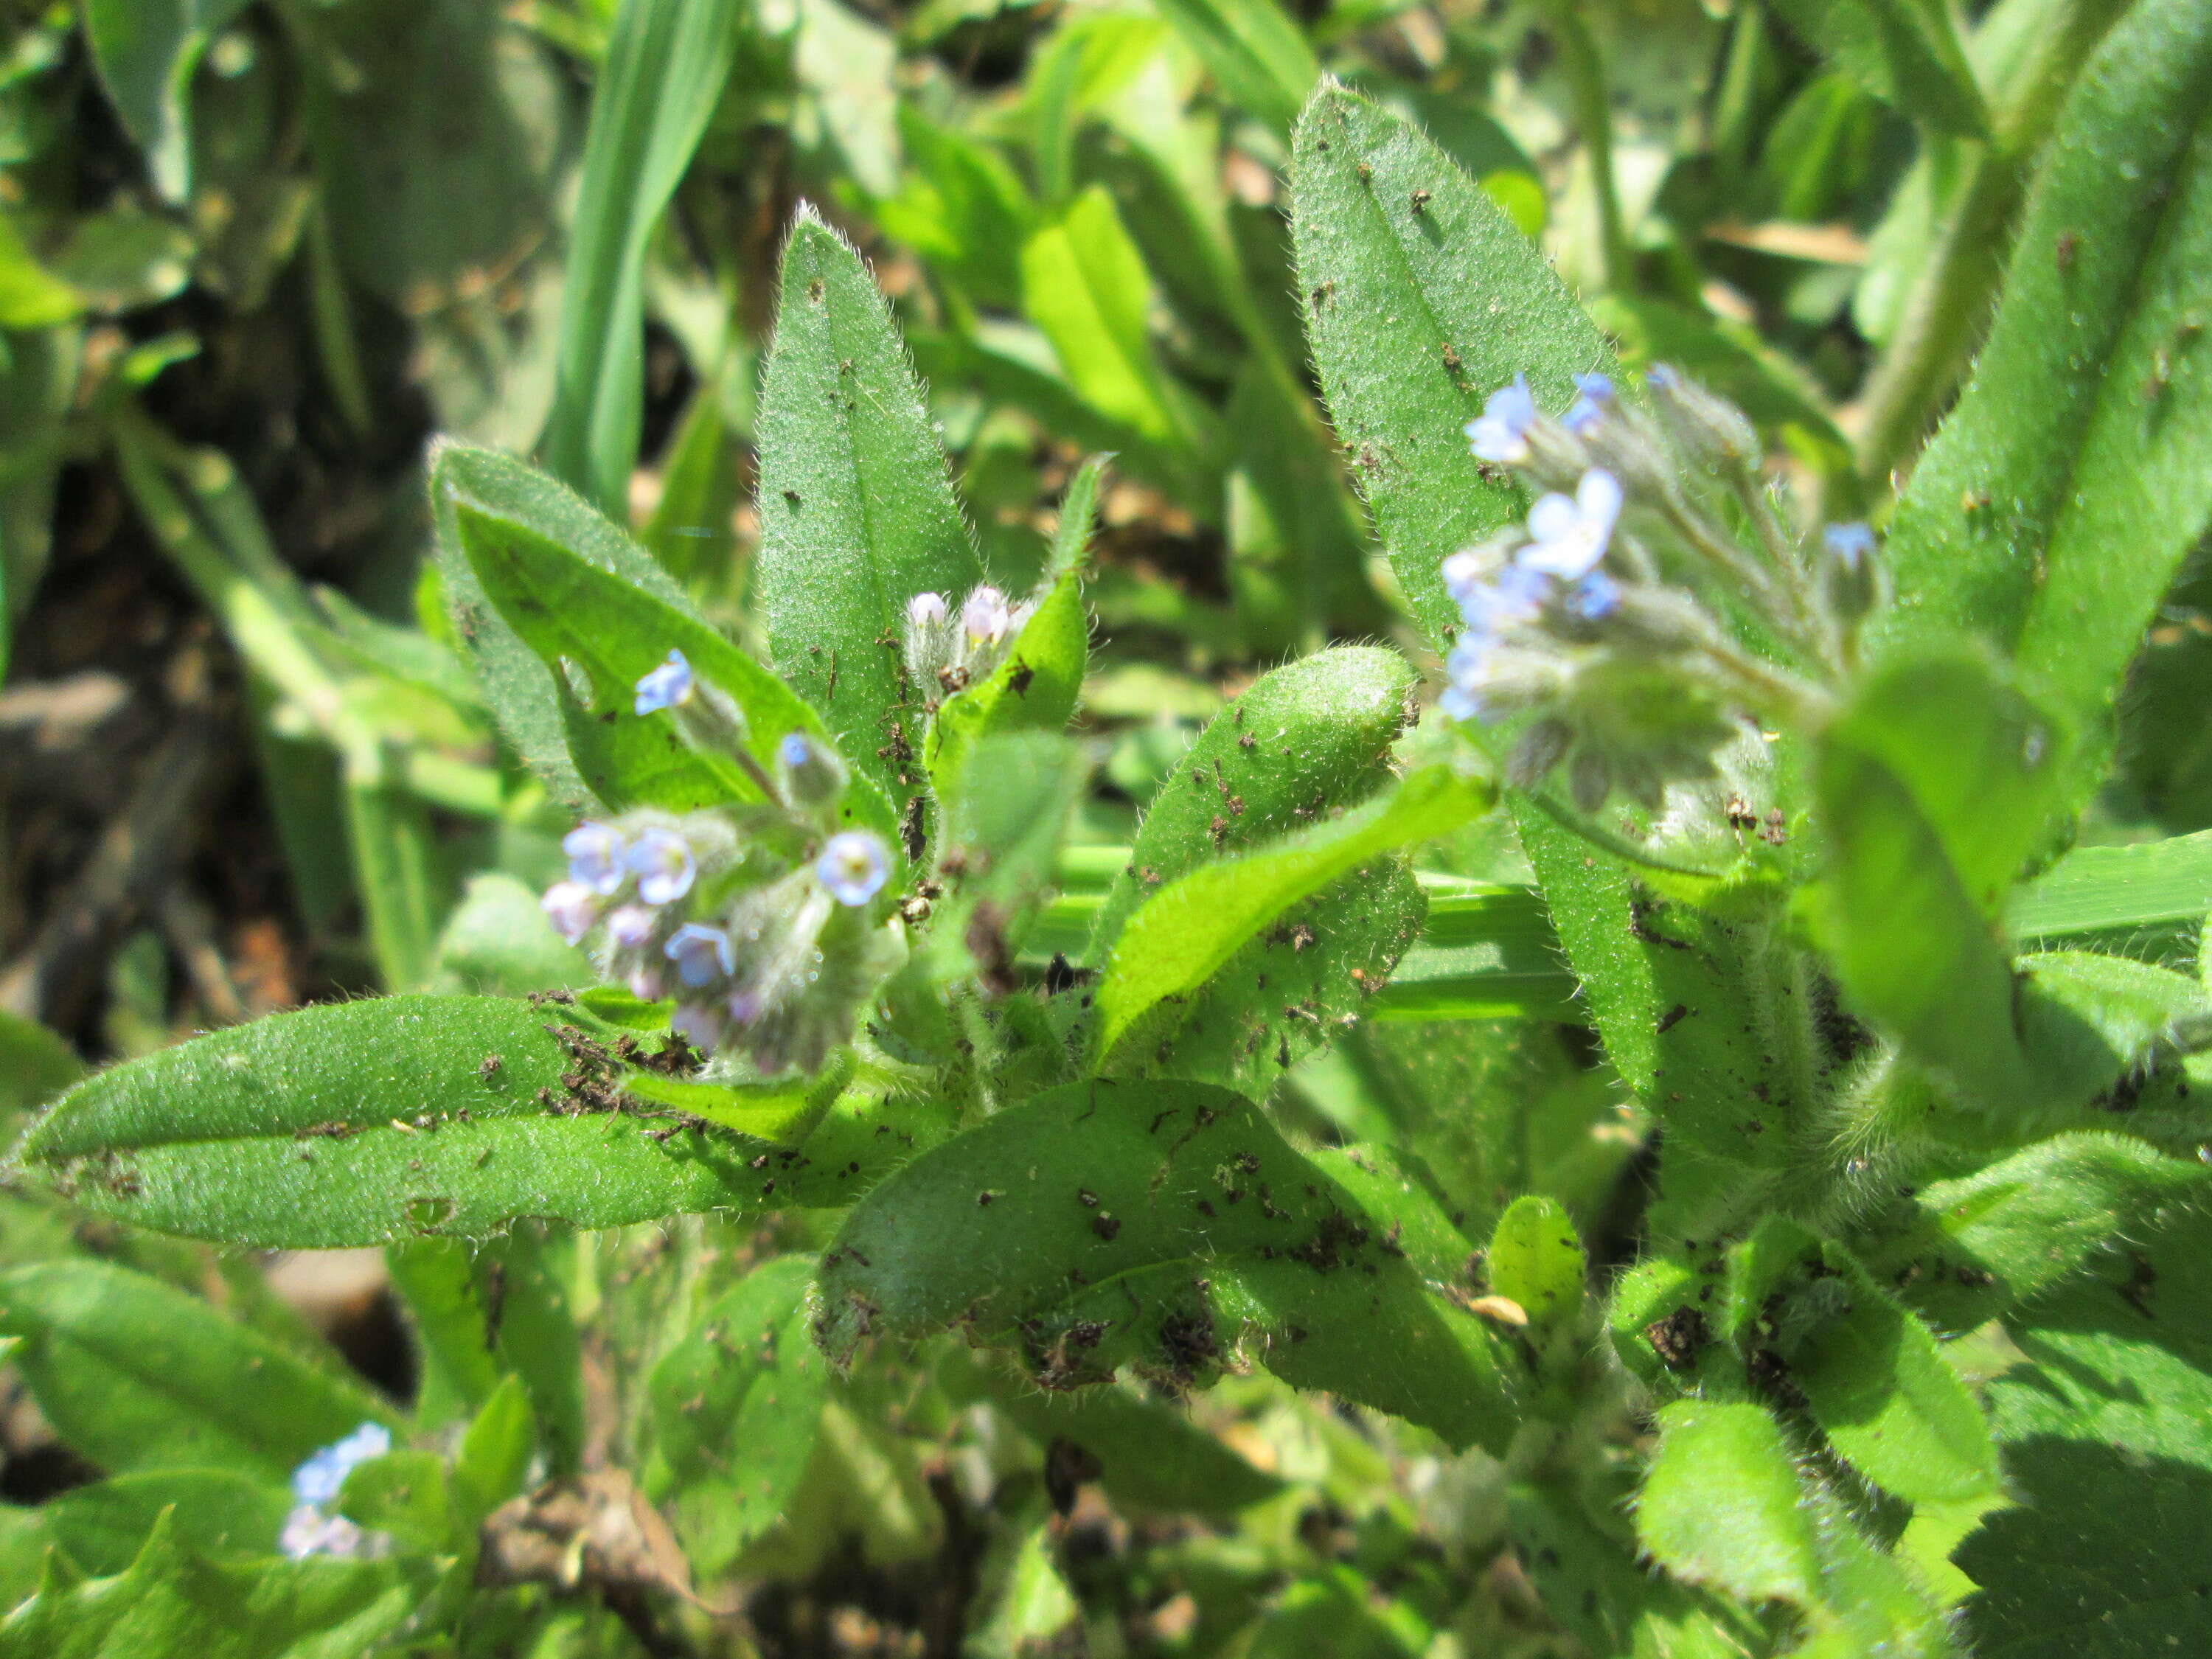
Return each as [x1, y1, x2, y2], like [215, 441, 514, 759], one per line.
[0, 0, 2210, 1653]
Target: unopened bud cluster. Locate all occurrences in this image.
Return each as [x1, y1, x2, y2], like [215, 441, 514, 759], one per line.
[1444, 366, 1879, 810]
[543, 650, 897, 1076]
[902, 585, 1033, 704]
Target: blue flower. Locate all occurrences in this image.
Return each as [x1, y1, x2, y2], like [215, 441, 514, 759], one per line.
[1823, 521, 1875, 571]
[634, 649, 695, 715]
[1569, 570, 1621, 620]
[1465, 375, 1537, 464]
[279, 1507, 369, 1561]
[816, 831, 890, 906]
[542, 880, 599, 945]
[778, 731, 815, 769]
[605, 904, 655, 951]
[1519, 470, 1622, 580]
[1563, 372, 1615, 434]
[627, 828, 697, 907]
[908, 591, 948, 629]
[666, 922, 735, 988]
[1645, 363, 1680, 392]
[1458, 563, 1549, 632]
[563, 822, 627, 894]
[290, 1422, 392, 1508]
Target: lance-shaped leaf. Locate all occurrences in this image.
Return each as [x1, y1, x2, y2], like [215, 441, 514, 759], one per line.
[1874, 0, 2212, 814]
[815, 1080, 1517, 1452]
[10, 995, 949, 1248]
[1860, 1132, 2212, 1332]
[79, 0, 256, 201]
[1486, 1195, 1585, 1329]
[430, 442, 700, 811]
[646, 1255, 827, 1576]
[1087, 645, 1414, 958]
[1725, 1220, 2001, 1506]
[1093, 764, 1490, 1064]
[449, 491, 894, 841]
[755, 209, 984, 806]
[1151, 0, 1316, 137]
[0, 1260, 394, 1484]
[1290, 82, 1615, 645]
[1811, 649, 2064, 1107]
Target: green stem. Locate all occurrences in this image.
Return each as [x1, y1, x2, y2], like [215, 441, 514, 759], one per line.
[1854, 0, 2132, 488]
[344, 781, 447, 992]
[1545, 2, 1632, 292]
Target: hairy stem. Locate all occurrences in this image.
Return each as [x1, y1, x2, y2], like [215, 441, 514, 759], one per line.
[1854, 0, 2132, 488]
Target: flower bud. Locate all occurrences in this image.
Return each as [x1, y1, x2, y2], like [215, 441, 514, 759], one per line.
[963, 585, 1012, 647]
[542, 880, 600, 944]
[902, 590, 956, 688]
[605, 905, 655, 951]
[777, 730, 849, 812]
[1646, 363, 1759, 470]
[1820, 521, 1881, 627]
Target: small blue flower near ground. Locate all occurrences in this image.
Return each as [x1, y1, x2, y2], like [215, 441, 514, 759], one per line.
[563, 822, 627, 894]
[541, 880, 599, 945]
[1465, 374, 1537, 463]
[627, 828, 697, 906]
[817, 831, 890, 906]
[667, 922, 736, 988]
[1519, 470, 1622, 580]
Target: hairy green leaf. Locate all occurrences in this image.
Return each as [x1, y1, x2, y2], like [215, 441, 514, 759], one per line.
[1094, 765, 1488, 1063]
[816, 1081, 1517, 1451]
[451, 492, 891, 838]
[1290, 82, 1614, 644]
[1486, 1195, 1585, 1329]
[1860, 1132, 2212, 1332]
[755, 209, 984, 807]
[1087, 645, 1414, 958]
[1876, 0, 2212, 810]
[41, 1472, 290, 1573]
[1961, 1208, 2212, 1655]
[1638, 1399, 1819, 1605]
[1812, 650, 2064, 1107]
[0, 1509, 414, 1659]
[12, 995, 946, 1247]
[430, 443, 696, 810]
[0, 1259, 393, 1484]
[647, 1255, 826, 1575]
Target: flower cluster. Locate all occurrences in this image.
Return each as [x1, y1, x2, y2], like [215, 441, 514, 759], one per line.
[1441, 366, 1877, 810]
[279, 1422, 391, 1560]
[543, 655, 900, 1076]
[902, 584, 1033, 703]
